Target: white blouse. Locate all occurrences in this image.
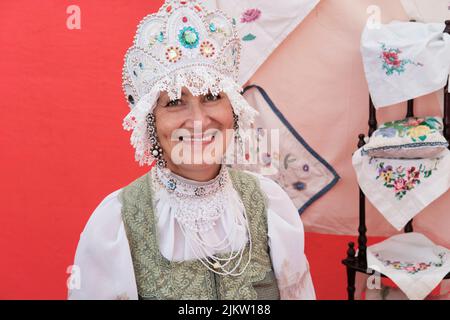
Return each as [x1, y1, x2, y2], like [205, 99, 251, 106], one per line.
[68, 171, 316, 300]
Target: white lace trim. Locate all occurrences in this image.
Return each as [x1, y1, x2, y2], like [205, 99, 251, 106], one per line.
[150, 167, 252, 276]
[154, 165, 229, 232]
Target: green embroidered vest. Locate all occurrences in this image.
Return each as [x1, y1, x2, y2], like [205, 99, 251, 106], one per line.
[119, 168, 280, 300]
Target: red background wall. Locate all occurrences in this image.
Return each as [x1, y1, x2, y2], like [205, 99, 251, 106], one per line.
[0, 0, 167, 299]
[0, 0, 370, 299]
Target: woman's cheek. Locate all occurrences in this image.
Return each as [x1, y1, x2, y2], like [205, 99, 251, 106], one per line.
[163, 120, 183, 150]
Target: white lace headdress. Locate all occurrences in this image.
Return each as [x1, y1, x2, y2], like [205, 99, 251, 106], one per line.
[121, 0, 258, 166]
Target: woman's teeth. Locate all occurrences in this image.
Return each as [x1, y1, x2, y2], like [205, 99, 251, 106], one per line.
[180, 134, 216, 142]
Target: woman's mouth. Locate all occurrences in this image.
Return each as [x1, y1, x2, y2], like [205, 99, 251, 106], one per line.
[178, 132, 217, 145]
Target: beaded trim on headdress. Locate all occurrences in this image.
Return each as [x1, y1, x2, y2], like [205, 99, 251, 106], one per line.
[121, 0, 258, 166]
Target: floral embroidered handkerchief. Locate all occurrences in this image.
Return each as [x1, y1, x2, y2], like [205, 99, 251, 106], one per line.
[216, 0, 320, 86]
[361, 21, 450, 108]
[237, 85, 339, 215]
[367, 232, 450, 300]
[352, 148, 450, 230]
[362, 116, 448, 158]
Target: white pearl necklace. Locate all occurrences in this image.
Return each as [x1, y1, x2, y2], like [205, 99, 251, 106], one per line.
[152, 165, 253, 276]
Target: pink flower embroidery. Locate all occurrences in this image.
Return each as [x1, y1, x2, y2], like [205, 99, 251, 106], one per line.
[376, 161, 437, 200]
[382, 51, 401, 67]
[405, 118, 424, 127]
[418, 263, 430, 271]
[404, 266, 416, 273]
[240, 9, 261, 23]
[393, 178, 406, 192]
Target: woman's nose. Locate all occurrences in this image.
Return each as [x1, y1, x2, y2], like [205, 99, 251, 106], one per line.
[187, 99, 211, 128]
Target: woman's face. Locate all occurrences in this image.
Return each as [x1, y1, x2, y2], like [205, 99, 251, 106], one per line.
[153, 87, 234, 177]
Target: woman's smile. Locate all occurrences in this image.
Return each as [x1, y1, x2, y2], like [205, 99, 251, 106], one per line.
[178, 130, 219, 146]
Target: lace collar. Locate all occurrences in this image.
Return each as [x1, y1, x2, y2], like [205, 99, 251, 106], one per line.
[154, 165, 229, 199]
[149, 165, 252, 276]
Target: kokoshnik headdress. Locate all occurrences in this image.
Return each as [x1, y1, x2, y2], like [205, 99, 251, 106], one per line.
[121, 0, 258, 166]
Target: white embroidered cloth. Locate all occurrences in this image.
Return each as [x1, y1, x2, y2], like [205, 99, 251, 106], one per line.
[237, 85, 339, 214]
[216, 0, 320, 86]
[367, 232, 450, 300]
[352, 148, 450, 230]
[68, 170, 315, 300]
[361, 21, 450, 108]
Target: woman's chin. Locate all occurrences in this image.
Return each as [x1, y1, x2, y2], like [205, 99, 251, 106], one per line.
[171, 159, 223, 172]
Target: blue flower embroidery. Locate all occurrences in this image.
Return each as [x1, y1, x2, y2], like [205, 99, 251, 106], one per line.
[375, 127, 397, 138]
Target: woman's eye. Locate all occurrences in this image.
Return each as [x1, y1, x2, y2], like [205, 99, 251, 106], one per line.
[166, 99, 182, 107]
[205, 93, 221, 102]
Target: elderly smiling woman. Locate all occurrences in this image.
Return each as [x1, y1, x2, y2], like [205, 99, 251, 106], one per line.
[68, 0, 315, 300]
